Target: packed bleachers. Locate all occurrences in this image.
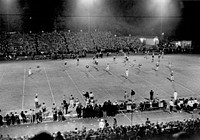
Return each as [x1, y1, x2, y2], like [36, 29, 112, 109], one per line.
[1, 116, 200, 140]
[0, 30, 144, 60]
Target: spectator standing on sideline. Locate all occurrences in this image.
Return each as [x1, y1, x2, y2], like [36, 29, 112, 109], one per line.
[99, 119, 105, 129]
[131, 89, 135, 101]
[150, 90, 154, 101]
[41, 102, 46, 113]
[113, 117, 117, 129]
[124, 91, 129, 102]
[169, 99, 174, 113]
[34, 94, 39, 109]
[105, 120, 109, 128]
[145, 118, 151, 126]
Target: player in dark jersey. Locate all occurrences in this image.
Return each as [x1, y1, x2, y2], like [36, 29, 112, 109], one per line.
[76, 55, 79, 66]
[158, 54, 161, 62]
[113, 56, 116, 62]
[152, 53, 155, 62]
[170, 71, 174, 82]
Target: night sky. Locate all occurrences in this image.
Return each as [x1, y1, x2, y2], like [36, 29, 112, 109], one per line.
[0, 0, 199, 39]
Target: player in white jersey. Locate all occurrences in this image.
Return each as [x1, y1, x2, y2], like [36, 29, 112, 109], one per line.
[125, 69, 129, 78]
[156, 61, 159, 71]
[106, 63, 110, 71]
[28, 67, 32, 76]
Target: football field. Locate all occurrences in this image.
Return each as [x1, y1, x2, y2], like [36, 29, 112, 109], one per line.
[0, 54, 200, 116]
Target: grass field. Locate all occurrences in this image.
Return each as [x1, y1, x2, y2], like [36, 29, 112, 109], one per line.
[1, 54, 200, 116]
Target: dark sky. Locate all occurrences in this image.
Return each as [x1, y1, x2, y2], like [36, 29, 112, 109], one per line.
[0, 0, 199, 39]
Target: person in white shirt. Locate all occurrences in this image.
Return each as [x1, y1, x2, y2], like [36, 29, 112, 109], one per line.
[156, 62, 159, 71]
[169, 100, 174, 113]
[99, 119, 105, 129]
[89, 92, 94, 100]
[34, 94, 39, 109]
[106, 63, 110, 71]
[174, 91, 178, 101]
[28, 67, 32, 77]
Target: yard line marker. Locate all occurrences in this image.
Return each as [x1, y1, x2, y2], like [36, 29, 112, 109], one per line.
[44, 67, 56, 104]
[64, 69, 85, 103]
[22, 69, 26, 110]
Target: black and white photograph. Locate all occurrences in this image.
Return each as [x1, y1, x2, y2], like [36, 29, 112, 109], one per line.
[0, 0, 200, 139]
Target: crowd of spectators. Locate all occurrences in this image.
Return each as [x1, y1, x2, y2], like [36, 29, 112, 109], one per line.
[0, 90, 199, 129]
[1, 115, 200, 140]
[0, 90, 120, 127]
[0, 30, 143, 60]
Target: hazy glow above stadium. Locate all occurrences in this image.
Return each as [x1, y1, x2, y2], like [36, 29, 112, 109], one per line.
[72, 0, 106, 30]
[80, 0, 93, 8]
[0, 0, 21, 16]
[147, 0, 170, 15]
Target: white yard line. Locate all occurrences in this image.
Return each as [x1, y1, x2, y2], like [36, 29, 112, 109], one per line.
[131, 70, 173, 98]
[108, 70, 145, 100]
[155, 67, 197, 96]
[44, 67, 56, 104]
[64, 69, 85, 102]
[22, 69, 26, 110]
